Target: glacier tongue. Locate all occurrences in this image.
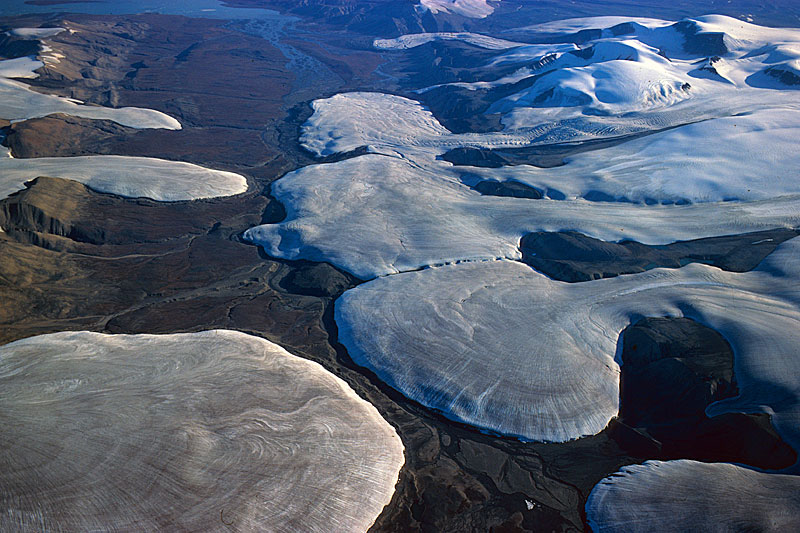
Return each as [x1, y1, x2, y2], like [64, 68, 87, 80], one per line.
[586, 460, 800, 532]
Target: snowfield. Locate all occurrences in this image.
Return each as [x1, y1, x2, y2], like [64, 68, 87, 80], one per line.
[249, 15, 800, 278]
[419, 0, 497, 19]
[0, 28, 245, 201]
[0, 330, 404, 532]
[244, 152, 800, 279]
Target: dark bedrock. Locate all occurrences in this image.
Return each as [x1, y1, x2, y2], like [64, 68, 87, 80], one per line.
[520, 228, 800, 282]
[611, 317, 796, 470]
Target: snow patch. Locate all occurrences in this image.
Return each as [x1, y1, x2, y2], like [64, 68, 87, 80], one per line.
[6, 27, 66, 39]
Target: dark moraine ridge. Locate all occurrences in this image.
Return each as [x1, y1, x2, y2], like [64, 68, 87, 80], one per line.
[612, 317, 796, 470]
[278, 260, 360, 298]
[468, 179, 543, 199]
[520, 228, 800, 282]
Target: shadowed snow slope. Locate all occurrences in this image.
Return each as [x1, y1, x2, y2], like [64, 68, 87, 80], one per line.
[0, 155, 248, 201]
[0, 330, 404, 533]
[336, 238, 800, 443]
[0, 29, 180, 129]
[585, 460, 800, 532]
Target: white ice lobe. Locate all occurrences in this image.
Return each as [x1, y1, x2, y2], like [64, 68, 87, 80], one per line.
[0, 28, 180, 129]
[6, 27, 66, 39]
[0, 27, 246, 201]
[337, 238, 800, 443]
[300, 92, 450, 157]
[0, 56, 44, 79]
[245, 135, 800, 279]
[0, 155, 248, 201]
[0, 330, 404, 533]
[585, 460, 800, 532]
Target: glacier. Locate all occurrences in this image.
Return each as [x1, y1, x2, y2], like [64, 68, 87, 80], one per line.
[0, 330, 404, 532]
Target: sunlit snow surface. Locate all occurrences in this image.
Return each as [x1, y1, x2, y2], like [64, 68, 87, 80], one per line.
[246, 14, 800, 447]
[245, 152, 800, 279]
[337, 238, 800, 442]
[0, 30, 180, 129]
[585, 460, 800, 532]
[0, 330, 404, 532]
[419, 0, 496, 19]
[248, 15, 800, 277]
[0, 155, 248, 201]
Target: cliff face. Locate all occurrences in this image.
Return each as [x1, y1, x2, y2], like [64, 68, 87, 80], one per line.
[0, 177, 89, 245]
[3, 115, 133, 159]
[0, 175, 264, 248]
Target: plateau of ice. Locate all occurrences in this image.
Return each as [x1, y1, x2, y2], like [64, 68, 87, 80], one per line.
[0, 155, 248, 201]
[246, 14, 800, 449]
[585, 460, 800, 532]
[248, 15, 800, 278]
[337, 238, 800, 442]
[0, 330, 404, 532]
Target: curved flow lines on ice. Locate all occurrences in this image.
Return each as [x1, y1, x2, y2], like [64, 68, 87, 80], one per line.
[335, 238, 800, 444]
[585, 460, 800, 532]
[0, 330, 404, 533]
